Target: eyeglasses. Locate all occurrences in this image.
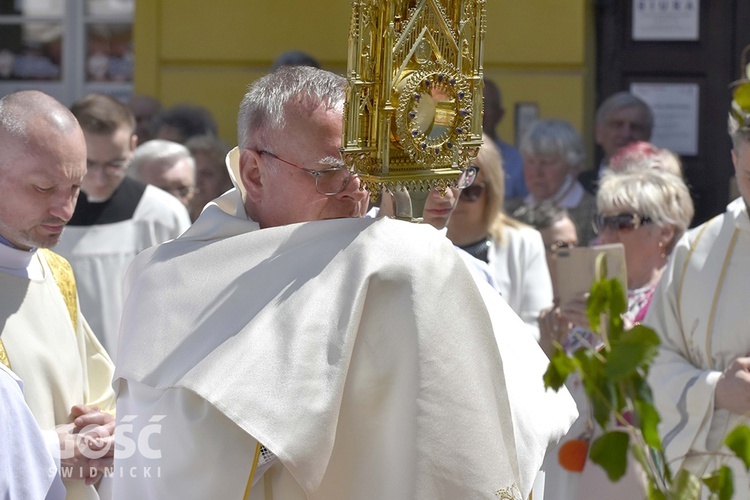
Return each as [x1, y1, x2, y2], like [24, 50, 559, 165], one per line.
[457, 166, 479, 189]
[165, 186, 196, 199]
[86, 158, 129, 174]
[593, 212, 652, 234]
[546, 240, 576, 253]
[459, 182, 485, 202]
[255, 149, 355, 196]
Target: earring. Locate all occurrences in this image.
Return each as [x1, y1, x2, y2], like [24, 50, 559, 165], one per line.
[658, 241, 666, 259]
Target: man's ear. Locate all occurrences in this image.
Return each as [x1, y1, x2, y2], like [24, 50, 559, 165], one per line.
[129, 133, 138, 152]
[240, 148, 263, 203]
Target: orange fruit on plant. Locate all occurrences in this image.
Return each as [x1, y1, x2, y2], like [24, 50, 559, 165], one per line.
[558, 438, 589, 472]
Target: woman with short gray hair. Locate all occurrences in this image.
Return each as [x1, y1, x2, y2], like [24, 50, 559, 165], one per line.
[506, 119, 597, 244]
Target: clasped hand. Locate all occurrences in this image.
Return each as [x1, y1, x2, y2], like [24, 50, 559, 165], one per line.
[56, 404, 115, 485]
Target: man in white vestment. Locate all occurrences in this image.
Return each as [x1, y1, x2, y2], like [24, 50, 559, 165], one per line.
[0, 90, 117, 499]
[645, 86, 750, 496]
[56, 93, 191, 360]
[113, 67, 577, 499]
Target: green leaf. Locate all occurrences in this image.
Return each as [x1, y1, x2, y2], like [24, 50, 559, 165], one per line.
[635, 399, 662, 451]
[702, 465, 733, 500]
[589, 431, 630, 482]
[669, 468, 702, 499]
[574, 348, 616, 428]
[587, 279, 609, 332]
[647, 481, 667, 500]
[543, 348, 576, 391]
[725, 424, 750, 471]
[633, 372, 655, 406]
[607, 278, 627, 318]
[605, 325, 661, 381]
[631, 442, 655, 481]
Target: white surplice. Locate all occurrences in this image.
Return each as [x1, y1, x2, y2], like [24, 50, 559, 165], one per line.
[645, 197, 750, 497]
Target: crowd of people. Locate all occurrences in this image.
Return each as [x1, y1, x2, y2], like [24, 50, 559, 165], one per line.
[1, 49, 749, 500]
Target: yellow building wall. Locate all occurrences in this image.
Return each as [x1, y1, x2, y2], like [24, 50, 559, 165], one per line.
[135, 0, 595, 162]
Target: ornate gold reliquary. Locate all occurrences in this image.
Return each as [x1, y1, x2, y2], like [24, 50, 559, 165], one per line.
[341, 0, 486, 208]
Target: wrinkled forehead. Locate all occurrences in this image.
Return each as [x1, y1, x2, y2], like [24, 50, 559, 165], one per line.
[606, 105, 649, 125]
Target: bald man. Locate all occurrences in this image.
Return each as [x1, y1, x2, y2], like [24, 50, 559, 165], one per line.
[0, 90, 116, 500]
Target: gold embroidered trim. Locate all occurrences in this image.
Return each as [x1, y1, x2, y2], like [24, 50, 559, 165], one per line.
[705, 228, 739, 370]
[494, 483, 522, 499]
[243, 441, 262, 499]
[0, 339, 11, 369]
[39, 249, 78, 330]
[675, 219, 712, 354]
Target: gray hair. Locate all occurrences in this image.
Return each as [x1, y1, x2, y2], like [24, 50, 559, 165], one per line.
[130, 139, 195, 177]
[597, 167, 694, 252]
[519, 119, 585, 170]
[237, 66, 346, 150]
[595, 91, 654, 132]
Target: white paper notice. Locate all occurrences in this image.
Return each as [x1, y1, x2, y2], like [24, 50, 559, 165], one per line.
[632, 0, 700, 41]
[630, 82, 699, 156]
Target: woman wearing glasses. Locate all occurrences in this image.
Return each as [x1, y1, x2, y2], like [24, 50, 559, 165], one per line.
[541, 165, 694, 500]
[446, 136, 552, 342]
[558, 166, 694, 351]
[506, 119, 598, 245]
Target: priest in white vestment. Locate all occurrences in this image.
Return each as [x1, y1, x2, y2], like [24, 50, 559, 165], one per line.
[113, 66, 576, 499]
[645, 95, 750, 497]
[0, 91, 117, 500]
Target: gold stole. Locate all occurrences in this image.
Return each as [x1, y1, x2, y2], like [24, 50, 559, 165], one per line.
[0, 249, 78, 370]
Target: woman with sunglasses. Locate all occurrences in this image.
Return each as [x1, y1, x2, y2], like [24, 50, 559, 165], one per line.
[541, 166, 694, 500]
[559, 166, 694, 347]
[446, 136, 553, 341]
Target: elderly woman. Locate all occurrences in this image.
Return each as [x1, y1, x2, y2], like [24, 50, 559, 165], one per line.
[556, 167, 694, 345]
[540, 165, 694, 500]
[446, 136, 552, 341]
[506, 119, 597, 244]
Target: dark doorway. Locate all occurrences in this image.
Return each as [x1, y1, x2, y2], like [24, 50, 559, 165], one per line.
[596, 0, 744, 225]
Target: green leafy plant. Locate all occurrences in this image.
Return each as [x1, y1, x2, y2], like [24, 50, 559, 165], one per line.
[543, 264, 750, 499]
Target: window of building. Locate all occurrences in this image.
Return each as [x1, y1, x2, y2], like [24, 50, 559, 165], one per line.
[0, 0, 134, 104]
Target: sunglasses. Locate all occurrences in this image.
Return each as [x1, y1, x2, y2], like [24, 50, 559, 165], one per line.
[593, 213, 652, 234]
[460, 183, 485, 202]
